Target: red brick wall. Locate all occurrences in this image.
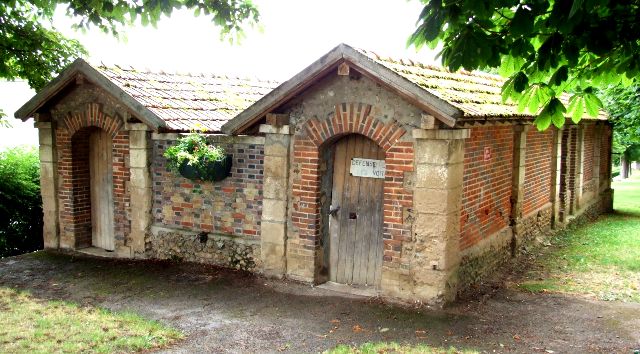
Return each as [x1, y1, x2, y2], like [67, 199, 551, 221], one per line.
[460, 126, 513, 250]
[56, 103, 130, 247]
[583, 125, 594, 185]
[291, 102, 413, 267]
[523, 128, 554, 216]
[152, 140, 263, 239]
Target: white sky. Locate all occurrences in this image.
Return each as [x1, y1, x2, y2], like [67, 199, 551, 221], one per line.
[0, 0, 437, 148]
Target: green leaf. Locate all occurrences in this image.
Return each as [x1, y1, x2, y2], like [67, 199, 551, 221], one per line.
[567, 94, 585, 123]
[549, 65, 569, 86]
[511, 6, 535, 36]
[584, 92, 603, 117]
[536, 98, 566, 130]
[569, 0, 584, 18]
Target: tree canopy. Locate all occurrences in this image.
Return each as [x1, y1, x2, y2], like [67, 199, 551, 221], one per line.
[601, 85, 640, 159]
[1, 0, 259, 92]
[409, 0, 639, 130]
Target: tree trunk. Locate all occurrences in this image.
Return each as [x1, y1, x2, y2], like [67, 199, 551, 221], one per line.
[621, 154, 630, 179]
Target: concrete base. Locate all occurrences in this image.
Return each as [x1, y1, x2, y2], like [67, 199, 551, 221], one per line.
[316, 281, 380, 298]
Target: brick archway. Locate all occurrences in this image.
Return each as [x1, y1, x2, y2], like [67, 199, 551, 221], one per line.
[56, 103, 130, 249]
[290, 103, 414, 279]
[63, 103, 124, 138]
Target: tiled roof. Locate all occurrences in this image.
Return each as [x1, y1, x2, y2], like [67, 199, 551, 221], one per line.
[96, 65, 280, 132]
[358, 49, 607, 121]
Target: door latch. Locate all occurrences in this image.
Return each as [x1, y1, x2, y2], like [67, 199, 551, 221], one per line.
[329, 205, 340, 217]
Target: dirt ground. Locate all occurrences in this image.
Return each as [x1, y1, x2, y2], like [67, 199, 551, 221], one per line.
[0, 251, 638, 353]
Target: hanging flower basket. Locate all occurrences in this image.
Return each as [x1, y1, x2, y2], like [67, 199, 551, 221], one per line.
[164, 133, 232, 182]
[200, 154, 233, 182]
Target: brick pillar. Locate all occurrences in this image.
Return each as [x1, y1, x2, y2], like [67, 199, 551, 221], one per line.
[128, 123, 152, 258]
[550, 127, 563, 228]
[410, 128, 468, 303]
[510, 125, 529, 247]
[35, 120, 59, 249]
[259, 124, 291, 278]
[575, 124, 585, 210]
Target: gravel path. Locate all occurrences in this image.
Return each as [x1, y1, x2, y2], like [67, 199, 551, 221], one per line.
[1, 251, 638, 353]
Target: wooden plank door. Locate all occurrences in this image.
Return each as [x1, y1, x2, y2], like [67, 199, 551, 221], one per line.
[328, 135, 384, 286]
[90, 130, 115, 251]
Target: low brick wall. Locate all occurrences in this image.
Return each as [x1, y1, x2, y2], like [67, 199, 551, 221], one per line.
[146, 134, 265, 270]
[457, 191, 610, 296]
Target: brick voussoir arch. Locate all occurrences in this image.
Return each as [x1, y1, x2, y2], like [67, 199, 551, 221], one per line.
[63, 103, 123, 137]
[304, 103, 407, 151]
[292, 102, 414, 267]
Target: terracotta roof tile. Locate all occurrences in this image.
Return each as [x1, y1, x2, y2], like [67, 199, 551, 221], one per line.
[96, 64, 279, 132]
[357, 48, 607, 121]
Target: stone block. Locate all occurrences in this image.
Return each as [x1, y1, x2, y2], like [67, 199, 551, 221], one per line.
[38, 128, 53, 146]
[412, 128, 470, 140]
[129, 168, 152, 187]
[415, 140, 449, 165]
[259, 124, 290, 135]
[261, 243, 286, 277]
[39, 164, 56, 198]
[263, 176, 287, 200]
[116, 245, 132, 258]
[39, 145, 54, 163]
[42, 213, 59, 249]
[264, 155, 287, 178]
[264, 135, 290, 157]
[262, 199, 287, 222]
[129, 148, 149, 168]
[128, 130, 149, 148]
[260, 220, 286, 244]
[415, 163, 449, 186]
[413, 187, 462, 214]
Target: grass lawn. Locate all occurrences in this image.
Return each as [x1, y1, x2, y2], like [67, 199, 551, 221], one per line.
[0, 287, 182, 353]
[518, 174, 640, 302]
[326, 342, 477, 354]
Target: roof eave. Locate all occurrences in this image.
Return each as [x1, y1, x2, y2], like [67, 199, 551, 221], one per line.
[222, 43, 462, 135]
[14, 58, 167, 130]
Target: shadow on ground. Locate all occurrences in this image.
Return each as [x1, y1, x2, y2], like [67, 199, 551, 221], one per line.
[1, 251, 638, 353]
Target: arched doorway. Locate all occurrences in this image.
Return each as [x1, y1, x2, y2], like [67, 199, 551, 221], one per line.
[71, 127, 115, 251]
[327, 134, 384, 287]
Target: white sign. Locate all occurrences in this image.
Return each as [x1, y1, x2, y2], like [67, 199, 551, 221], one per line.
[350, 158, 386, 179]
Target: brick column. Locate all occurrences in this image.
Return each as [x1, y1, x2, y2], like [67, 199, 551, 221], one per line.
[575, 124, 586, 210]
[550, 127, 563, 228]
[259, 124, 291, 278]
[410, 128, 468, 303]
[128, 123, 152, 258]
[35, 121, 59, 249]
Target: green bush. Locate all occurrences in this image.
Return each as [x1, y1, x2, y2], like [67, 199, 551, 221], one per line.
[0, 147, 42, 257]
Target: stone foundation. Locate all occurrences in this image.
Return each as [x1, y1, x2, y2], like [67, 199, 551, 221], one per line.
[514, 205, 553, 245]
[145, 226, 261, 271]
[457, 227, 512, 287]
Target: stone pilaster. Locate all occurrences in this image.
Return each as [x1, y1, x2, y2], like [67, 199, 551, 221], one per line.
[575, 124, 585, 209]
[592, 124, 602, 195]
[127, 123, 152, 258]
[510, 125, 529, 221]
[259, 124, 291, 278]
[35, 121, 59, 249]
[550, 127, 563, 229]
[410, 128, 469, 303]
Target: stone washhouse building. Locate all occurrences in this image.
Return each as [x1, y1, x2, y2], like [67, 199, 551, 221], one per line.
[15, 44, 613, 304]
